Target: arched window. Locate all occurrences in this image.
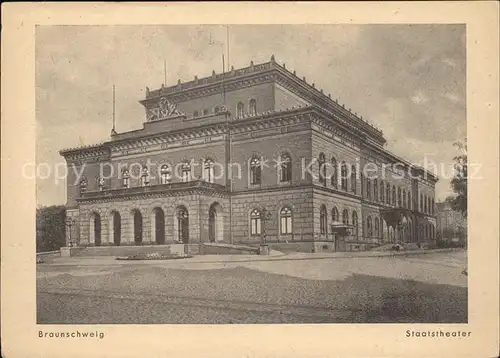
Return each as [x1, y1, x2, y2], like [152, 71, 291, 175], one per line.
[352, 211, 358, 238]
[279, 153, 292, 183]
[397, 187, 402, 207]
[366, 178, 372, 200]
[392, 186, 396, 205]
[375, 217, 380, 238]
[79, 176, 88, 194]
[122, 170, 129, 188]
[351, 165, 357, 193]
[431, 198, 434, 215]
[342, 209, 349, 225]
[332, 207, 339, 222]
[374, 179, 378, 202]
[250, 209, 261, 236]
[367, 216, 373, 238]
[203, 109, 209, 116]
[141, 166, 150, 187]
[237, 102, 244, 117]
[280, 207, 292, 234]
[402, 189, 407, 208]
[341, 162, 348, 190]
[386, 183, 391, 204]
[249, 99, 257, 116]
[331, 157, 338, 188]
[408, 192, 412, 210]
[428, 197, 432, 214]
[181, 161, 191, 182]
[214, 106, 221, 114]
[420, 193, 423, 212]
[160, 164, 171, 184]
[193, 110, 199, 118]
[380, 180, 385, 203]
[425, 224, 429, 239]
[249, 157, 262, 185]
[424, 196, 428, 214]
[318, 153, 326, 186]
[203, 158, 215, 183]
[320, 205, 327, 234]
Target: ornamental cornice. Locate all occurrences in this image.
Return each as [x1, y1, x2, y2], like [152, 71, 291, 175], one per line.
[62, 146, 111, 163]
[310, 113, 362, 147]
[231, 108, 313, 134]
[141, 70, 276, 105]
[273, 67, 385, 142]
[109, 124, 228, 154]
[140, 57, 384, 142]
[77, 187, 229, 204]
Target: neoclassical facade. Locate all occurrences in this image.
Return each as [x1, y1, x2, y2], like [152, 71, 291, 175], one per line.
[60, 55, 437, 251]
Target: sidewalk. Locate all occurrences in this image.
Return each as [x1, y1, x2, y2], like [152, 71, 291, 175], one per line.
[40, 248, 466, 267]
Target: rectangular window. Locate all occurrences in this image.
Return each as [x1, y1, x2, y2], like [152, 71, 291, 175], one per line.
[280, 217, 292, 234]
[161, 173, 171, 184]
[251, 218, 261, 235]
[204, 167, 214, 183]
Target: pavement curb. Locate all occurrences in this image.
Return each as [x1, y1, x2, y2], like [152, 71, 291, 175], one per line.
[40, 248, 466, 266]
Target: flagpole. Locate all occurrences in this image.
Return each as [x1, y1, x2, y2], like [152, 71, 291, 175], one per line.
[226, 25, 230, 70]
[221, 53, 227, 105]
[111, 84, 116, 135]
[164, 59, 167, 86]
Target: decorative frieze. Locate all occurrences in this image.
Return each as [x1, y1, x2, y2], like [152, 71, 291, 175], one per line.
[62, 147, 110, 164]
[77, 182, 229, 204]
[311, 120, 360, 151]
[111, 134, 226, 157]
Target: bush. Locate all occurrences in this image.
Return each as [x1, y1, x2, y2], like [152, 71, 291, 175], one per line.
[36, 205, 66, 252]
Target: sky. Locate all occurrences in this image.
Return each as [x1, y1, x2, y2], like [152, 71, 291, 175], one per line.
[35, 24, 466, 206]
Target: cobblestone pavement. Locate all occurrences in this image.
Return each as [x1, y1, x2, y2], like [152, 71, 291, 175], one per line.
[37, 251, 467, 324]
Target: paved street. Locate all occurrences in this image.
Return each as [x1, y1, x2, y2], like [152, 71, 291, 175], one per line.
[37, 250, 467, 324]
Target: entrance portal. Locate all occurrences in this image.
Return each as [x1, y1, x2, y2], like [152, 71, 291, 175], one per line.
[133, 210, 143, 244]
[208, 202, 223, 242]
[89, 212, 101, 246]
[113, 211, 121, 246]
[154, 207, 165, 244]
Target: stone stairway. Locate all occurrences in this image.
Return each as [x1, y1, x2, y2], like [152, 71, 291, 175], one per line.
[72, 245, 175, 257]
[202, 243, 260, 255]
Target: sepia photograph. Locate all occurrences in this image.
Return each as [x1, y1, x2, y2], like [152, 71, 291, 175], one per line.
[35, 24, 468, 324]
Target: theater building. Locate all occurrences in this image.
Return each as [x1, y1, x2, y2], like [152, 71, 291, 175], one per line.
[60, 55, 437, 252]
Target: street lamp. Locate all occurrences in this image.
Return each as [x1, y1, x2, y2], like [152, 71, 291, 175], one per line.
[65, 217, 76, 247]
[260, 207, 272, 244]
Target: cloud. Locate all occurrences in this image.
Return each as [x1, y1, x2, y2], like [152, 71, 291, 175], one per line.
[411, 91, 429, 104]
[443, 92, 461, 103]
[442, 57, 457, 68]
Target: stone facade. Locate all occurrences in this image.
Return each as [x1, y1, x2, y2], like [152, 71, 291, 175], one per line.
[60, 56, 438, 251]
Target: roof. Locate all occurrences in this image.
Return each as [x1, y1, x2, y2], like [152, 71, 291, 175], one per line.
[143, 55, 384, 138]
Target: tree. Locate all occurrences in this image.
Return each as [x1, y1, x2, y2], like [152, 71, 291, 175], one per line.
[449, 139, 467, 216]
[36, 205, 66, 252]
